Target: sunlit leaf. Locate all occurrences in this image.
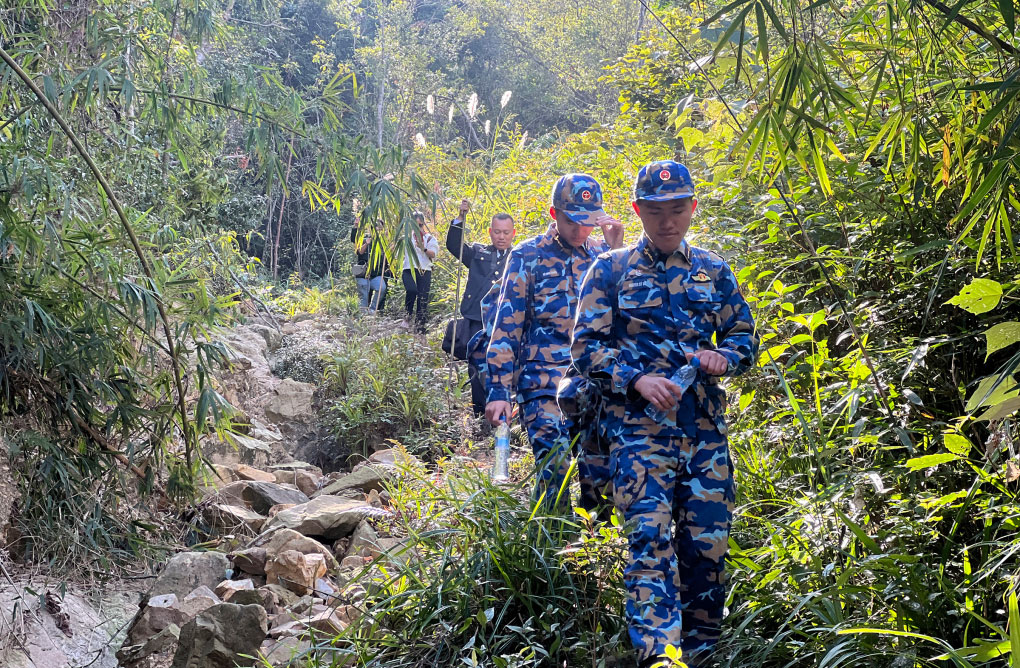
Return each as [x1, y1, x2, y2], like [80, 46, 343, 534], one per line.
[945, 278, 1002, 314]
[905, 453, 960, 471]
[986, 322, 1020, 359]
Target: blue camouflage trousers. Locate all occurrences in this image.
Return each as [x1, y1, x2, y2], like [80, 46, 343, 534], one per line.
[610, 411, 734, 665]
[520, 396, 611, 512]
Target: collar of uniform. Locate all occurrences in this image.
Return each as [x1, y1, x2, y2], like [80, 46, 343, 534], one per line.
[638, 235, 691, 266]
[541, 226, 596, 257]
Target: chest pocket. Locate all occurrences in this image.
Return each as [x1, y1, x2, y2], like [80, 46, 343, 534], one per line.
[530, 265, 571, 325]
[618, 277, 663, 312]
[534, 266, 567, 297]
[686, 282, 720, 308]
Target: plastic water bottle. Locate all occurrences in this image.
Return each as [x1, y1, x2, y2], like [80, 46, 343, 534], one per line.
[645, 356, 701, 422]
[492, 418, 510, 482]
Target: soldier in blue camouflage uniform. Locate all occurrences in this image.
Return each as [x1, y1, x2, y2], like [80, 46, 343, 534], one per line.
[485, 174, 624, 509]
[570, 161, 758, 666]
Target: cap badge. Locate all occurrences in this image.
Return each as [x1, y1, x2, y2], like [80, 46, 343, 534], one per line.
[659, 169, 671, 181]
[691, 271, 711, 283]
[580, 190, 592, 201]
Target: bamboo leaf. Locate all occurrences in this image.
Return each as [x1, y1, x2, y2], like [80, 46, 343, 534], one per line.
[1000, 0, 1016, 34]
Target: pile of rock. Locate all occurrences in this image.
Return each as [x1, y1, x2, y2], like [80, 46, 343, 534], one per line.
[120, 450, 419, 668]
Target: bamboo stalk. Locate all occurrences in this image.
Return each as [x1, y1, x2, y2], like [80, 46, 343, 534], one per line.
[0, 45, 199, 474]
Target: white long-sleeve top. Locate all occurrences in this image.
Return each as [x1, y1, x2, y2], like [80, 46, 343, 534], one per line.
[403, 232, 439, 271]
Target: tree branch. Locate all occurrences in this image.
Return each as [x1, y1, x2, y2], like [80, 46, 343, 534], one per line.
[0, 45, 199, 474]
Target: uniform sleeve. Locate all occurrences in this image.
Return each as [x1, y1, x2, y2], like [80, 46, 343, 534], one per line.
[571, 257, 645, 394]
[713, 261, 759, 377]
[445, 218, 476, 266]
[485, 248, 530, 404]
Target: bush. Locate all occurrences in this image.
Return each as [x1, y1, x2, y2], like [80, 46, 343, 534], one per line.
[333, 459, 632, 667]
[321, 330, 464, 463]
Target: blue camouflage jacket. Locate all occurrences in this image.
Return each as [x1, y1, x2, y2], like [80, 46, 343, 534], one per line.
[486, 226, 608, 404]
[571, 235, 758, 434]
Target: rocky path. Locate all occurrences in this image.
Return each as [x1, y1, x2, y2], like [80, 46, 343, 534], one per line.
[118, 446, 422, 668]
[0, 314, 455, 668]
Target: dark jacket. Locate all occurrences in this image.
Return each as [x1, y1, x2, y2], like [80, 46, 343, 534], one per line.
[351, 226, 391, 279]
[446, 218, 510, 322]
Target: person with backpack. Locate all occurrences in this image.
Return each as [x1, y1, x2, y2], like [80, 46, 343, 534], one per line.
[485, 173, 624, 509]
[351, 218, 391, 312]
[570, 161, 758, 667]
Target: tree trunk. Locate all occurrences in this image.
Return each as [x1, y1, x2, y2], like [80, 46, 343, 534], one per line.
[273, 136, 295, 279]
[377, 21, 387, 149]
[264, 173, 276, 267]
[295, 208, 303, 279]
[635, 0, 647, 43]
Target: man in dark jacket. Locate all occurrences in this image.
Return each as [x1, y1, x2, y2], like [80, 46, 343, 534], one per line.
[446, 199, 516, 415]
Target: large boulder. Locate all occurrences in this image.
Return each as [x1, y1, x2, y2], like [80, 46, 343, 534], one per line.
[265, 550, 327, 596]
[273, 468, 321, 497]
[260, 636, 312, 666]
[234, 464, 277, 483]
[232, 547, 268, 576]
[369, 448, 422, 468]
[243, 482, 310, 515]
[264, 496, 378, 540]
[345, 521, 382, 559]
[313, 465, 391, 498]
[150, 551, 231, 600]
[203, 504, 266, 533]
[256, 528, 338, 570]
[264, 379, 316, 425]
[203, 480, 250, 506]
[214, 578, 254, 602]
[171, 603, 268, 668]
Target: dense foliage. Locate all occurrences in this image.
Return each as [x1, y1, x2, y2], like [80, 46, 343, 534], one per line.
[3, 0, 1020, 664]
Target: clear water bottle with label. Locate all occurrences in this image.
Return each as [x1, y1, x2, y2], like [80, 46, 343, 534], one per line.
[645, 356, 701, 422]
[492, 418, 510, 482]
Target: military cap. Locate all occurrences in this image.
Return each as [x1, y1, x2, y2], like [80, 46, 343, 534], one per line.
[551, 173, 605, 226]
[634, 160, 696, 201]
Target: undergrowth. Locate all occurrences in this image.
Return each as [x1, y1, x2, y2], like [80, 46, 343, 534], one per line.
[320, 328, 466, 465]
[331, 459, 633, 667]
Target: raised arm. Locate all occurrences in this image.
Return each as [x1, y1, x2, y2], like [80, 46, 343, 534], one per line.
[445, 216, 476, 266]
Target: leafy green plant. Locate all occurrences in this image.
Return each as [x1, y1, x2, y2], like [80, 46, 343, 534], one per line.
[332, 460, 631, 667]
[321, 332, 459, 463]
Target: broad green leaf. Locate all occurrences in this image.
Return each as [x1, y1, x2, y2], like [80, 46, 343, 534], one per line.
[945, 278, 1002, 314]
[678, 126, 705, 149]
[949, 639, 1009, 661]
[986, 322, 1020, 359]
[966, 374, 1019, 412]
[1010, 590, 1020, 663]
[980, 397, 1020, 422]
[905, 453, 960, 471]
[943, 433, 972, 456]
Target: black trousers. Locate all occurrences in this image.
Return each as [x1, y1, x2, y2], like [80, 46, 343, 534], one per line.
[401, 268, 432, 332]
[463, 318, 485, 415]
